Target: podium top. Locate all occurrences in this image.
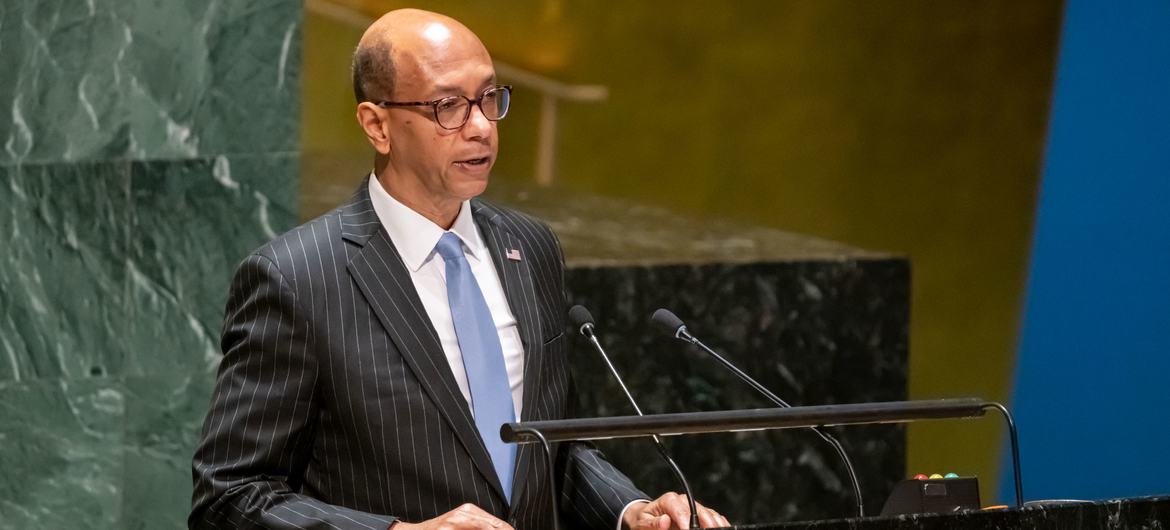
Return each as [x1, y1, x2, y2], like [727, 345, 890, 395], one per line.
[736, 496, 1170, 530]
[501, 398, 987, 444]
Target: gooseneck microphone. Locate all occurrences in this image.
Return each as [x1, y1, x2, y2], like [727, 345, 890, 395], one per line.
[569, 305, 701, 530]
[651, 308, 866, 518]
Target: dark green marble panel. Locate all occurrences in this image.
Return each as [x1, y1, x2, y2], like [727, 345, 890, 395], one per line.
[0, 0, 301, 165]
[121, 375, 214, 530]
[0, 378, 125, 529]
[0, 0, 301, 526]
[0, 156, 296, 383]
[0, 162, 131, 382]
[125, 154, 298, 378]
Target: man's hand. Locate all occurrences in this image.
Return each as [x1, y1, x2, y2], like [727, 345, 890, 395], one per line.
[392, 503, 515, 530]
[622, 492, 730, 529]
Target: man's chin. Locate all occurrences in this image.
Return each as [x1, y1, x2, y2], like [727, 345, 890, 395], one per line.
[453, 177, 490, 201]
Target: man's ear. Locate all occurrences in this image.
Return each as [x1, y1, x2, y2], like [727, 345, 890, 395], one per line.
[356, 102, 392, 155]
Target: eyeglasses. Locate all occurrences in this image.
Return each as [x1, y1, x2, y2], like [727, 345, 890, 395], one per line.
[374, 85, 512, 130]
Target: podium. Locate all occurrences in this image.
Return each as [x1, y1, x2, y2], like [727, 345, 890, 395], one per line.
[502, 398, 1026, 529]
[739, 496, 1170, 529]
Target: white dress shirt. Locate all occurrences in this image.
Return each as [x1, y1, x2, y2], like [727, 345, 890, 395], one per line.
[369, 175, 645, 528]
[368, 175, 526, 419]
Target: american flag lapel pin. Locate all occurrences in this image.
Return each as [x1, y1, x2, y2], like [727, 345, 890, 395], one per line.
[505, 248, 522, 261]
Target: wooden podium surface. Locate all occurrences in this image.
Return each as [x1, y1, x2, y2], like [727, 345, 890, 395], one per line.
[732, 496, 1170, 529]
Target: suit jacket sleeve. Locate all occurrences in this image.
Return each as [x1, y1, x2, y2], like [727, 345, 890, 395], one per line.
[541, 227, 652, 528]
[189, 252, 396, 530]
[556, 409, 652, 528]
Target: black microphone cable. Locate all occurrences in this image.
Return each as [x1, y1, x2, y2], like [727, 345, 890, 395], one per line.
[570, 305, 701, 530]
[651, 308, 866, 518]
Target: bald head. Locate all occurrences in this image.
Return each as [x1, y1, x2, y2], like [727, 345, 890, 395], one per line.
[351, 9, 490, 103]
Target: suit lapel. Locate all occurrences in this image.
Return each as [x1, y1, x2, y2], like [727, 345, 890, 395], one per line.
[342, 185, 509, 505]
[473, 201, 548, 509]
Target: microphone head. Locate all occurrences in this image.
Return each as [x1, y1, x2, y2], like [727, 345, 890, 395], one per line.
[568, 305, 595, 332]
[650, 308, 686, 338]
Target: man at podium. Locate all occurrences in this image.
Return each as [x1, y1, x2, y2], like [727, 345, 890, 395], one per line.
[189, 8, 728, 530]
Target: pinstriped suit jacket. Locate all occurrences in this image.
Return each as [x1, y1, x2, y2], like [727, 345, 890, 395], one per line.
[190, 180, 647, 530]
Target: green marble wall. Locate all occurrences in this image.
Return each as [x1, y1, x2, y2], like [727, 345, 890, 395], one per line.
[0, 1, 301, 528]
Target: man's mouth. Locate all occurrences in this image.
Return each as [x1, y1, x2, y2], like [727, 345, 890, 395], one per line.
[456, 157, 490, 167]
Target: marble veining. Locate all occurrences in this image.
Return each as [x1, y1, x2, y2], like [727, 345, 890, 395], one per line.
[0, 0, 302, 165]
[563, 257, 909, 523]
[1, 0, 301, 527]
[0, 378, 126, 529]
[0, 155, 296, 384]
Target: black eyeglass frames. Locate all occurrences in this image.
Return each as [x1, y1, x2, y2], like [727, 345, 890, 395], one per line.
[374, 85, 512, 130]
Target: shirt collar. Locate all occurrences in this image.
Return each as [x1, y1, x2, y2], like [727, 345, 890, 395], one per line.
[367, 173, 485, 272]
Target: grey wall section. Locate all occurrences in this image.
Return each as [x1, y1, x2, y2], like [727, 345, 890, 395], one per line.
[0, 1, 301, 528]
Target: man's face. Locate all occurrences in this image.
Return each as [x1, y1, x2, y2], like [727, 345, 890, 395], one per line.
[381, 24, 499, 206]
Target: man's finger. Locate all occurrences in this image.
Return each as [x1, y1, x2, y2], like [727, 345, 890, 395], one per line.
[701, 505, 729, 529]
[634, 513, 669, 530]
[447, 504, 511, 529]
[458, 514, 510, 529]
[696, 504, 719, 528]
[690, 501, 711, 528]
[461, 514, 507, 529]
[666, 494, 693, 529]
[454, 503, 489, 516]
[704, 510, 728, 528]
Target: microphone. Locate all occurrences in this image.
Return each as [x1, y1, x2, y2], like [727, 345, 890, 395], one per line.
[570, 305, 701, 530]
[651, 308, 866, 518]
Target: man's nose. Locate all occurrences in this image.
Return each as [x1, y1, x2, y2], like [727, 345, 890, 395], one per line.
[462, 102, 493, 139]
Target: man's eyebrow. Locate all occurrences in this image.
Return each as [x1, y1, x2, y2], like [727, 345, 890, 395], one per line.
[431, 76, 497, 97]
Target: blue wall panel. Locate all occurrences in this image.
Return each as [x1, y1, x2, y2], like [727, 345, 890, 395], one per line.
[1004, 0, 1170, 501]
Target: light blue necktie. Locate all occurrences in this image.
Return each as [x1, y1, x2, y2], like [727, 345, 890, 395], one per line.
[435, 232, 516, 502]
